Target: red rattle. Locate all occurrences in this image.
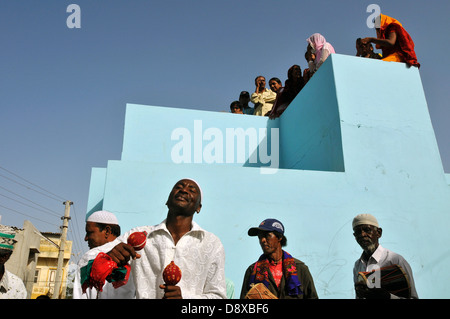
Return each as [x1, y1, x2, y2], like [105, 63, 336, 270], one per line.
[163, 261, 182, 285]
[127, 231, 147, 251]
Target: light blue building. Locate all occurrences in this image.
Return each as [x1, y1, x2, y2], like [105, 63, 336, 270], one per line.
[86, 54, 450, 299]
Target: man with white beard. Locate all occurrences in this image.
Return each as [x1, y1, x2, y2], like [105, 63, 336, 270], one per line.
[352, 213, 418, 299]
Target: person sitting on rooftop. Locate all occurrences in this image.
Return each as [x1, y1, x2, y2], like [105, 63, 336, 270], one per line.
[361, 14, 419, 68]
[230, 101, 244, 114]
[267, 65, 305, 119]
[239, 91, 254, 115]
[306, 33, 335, 73]
[251, 76, 277, 116]
[269, 78, 282, 94]
[303, 50, 316, 85]
[356, 38, 382, 59]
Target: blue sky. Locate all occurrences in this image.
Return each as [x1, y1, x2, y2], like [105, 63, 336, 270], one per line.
[1, 0, 449, 262]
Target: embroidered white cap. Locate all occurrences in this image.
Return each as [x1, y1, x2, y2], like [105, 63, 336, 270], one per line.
[352, 213, 379, 229]
[86, 210, 119, 225]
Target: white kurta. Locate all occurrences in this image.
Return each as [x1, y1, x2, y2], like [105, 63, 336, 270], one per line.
[75, 220, 227, 299]
[353, 245, 418, 299]
[73, 238, 135, 299]
[126, 220, 226, 299]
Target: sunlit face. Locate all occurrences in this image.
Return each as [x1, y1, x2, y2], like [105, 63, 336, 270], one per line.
[166, 179, 201, 215]
[85, 222, 110, 249]
[269, 80, 282, 92]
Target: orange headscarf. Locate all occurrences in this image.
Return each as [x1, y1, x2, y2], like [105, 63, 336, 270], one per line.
[379, 14, 402, 31]
[376, 14, 420, 68]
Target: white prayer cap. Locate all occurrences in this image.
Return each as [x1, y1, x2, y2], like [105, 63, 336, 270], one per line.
[352, 213, 379, 229]
[86, 210, 119, 225]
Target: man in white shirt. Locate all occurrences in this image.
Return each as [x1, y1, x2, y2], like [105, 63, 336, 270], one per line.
[86, 178, 227, 299]
[73, 210, 135, 299]
[352, 213, 418, 299]
[0, 225, 27, 299]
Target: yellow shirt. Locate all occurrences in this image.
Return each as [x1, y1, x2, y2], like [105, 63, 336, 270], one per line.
[251, 89, 277, 116]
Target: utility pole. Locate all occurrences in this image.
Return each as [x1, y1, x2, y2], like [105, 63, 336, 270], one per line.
[52, 200, 72, 299]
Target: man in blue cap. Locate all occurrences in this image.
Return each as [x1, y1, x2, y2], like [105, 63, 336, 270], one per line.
[240, 218, 318, 299]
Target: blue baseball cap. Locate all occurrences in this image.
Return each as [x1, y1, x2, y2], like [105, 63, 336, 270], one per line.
[248, 218, 285, 236]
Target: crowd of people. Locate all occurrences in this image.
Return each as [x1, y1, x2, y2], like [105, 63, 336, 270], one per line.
[229, 13, 419, 118]
[65, 179, 417, 300]
[0, 13, 421, 301]
[0, 179, 421, 300]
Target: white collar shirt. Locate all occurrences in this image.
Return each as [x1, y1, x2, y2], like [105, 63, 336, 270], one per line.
[73, 238, 136, 299]
[123, 220, 226, 299]
[353, 245, 418, 299]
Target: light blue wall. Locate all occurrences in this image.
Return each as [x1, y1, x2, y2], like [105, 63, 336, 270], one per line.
[86, 167, 106, 218]
[86, 54, 450, 299]
[279, 57, 344, 172]
[121, 104, 280, 169]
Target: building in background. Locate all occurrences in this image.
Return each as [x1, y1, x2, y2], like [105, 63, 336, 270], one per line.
[31, 232, 72, 299]
[3, 220, 41, 299]
[1, 218, 74, 299]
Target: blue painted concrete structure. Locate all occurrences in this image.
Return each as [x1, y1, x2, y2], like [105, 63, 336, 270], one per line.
[86, 54, 450, 298]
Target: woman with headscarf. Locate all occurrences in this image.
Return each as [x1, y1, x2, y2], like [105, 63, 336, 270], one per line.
[267, 64, 305, 119]
[361, 14, 419, 68]
[306, 33, 335, 73]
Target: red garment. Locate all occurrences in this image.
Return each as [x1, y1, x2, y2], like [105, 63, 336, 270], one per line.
[378, 14, 420, 68]
[268, 261, 283, 288]
[82, 252, 130, 293]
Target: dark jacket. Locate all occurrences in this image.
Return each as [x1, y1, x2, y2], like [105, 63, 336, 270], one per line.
[240, 257, 318, 299]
